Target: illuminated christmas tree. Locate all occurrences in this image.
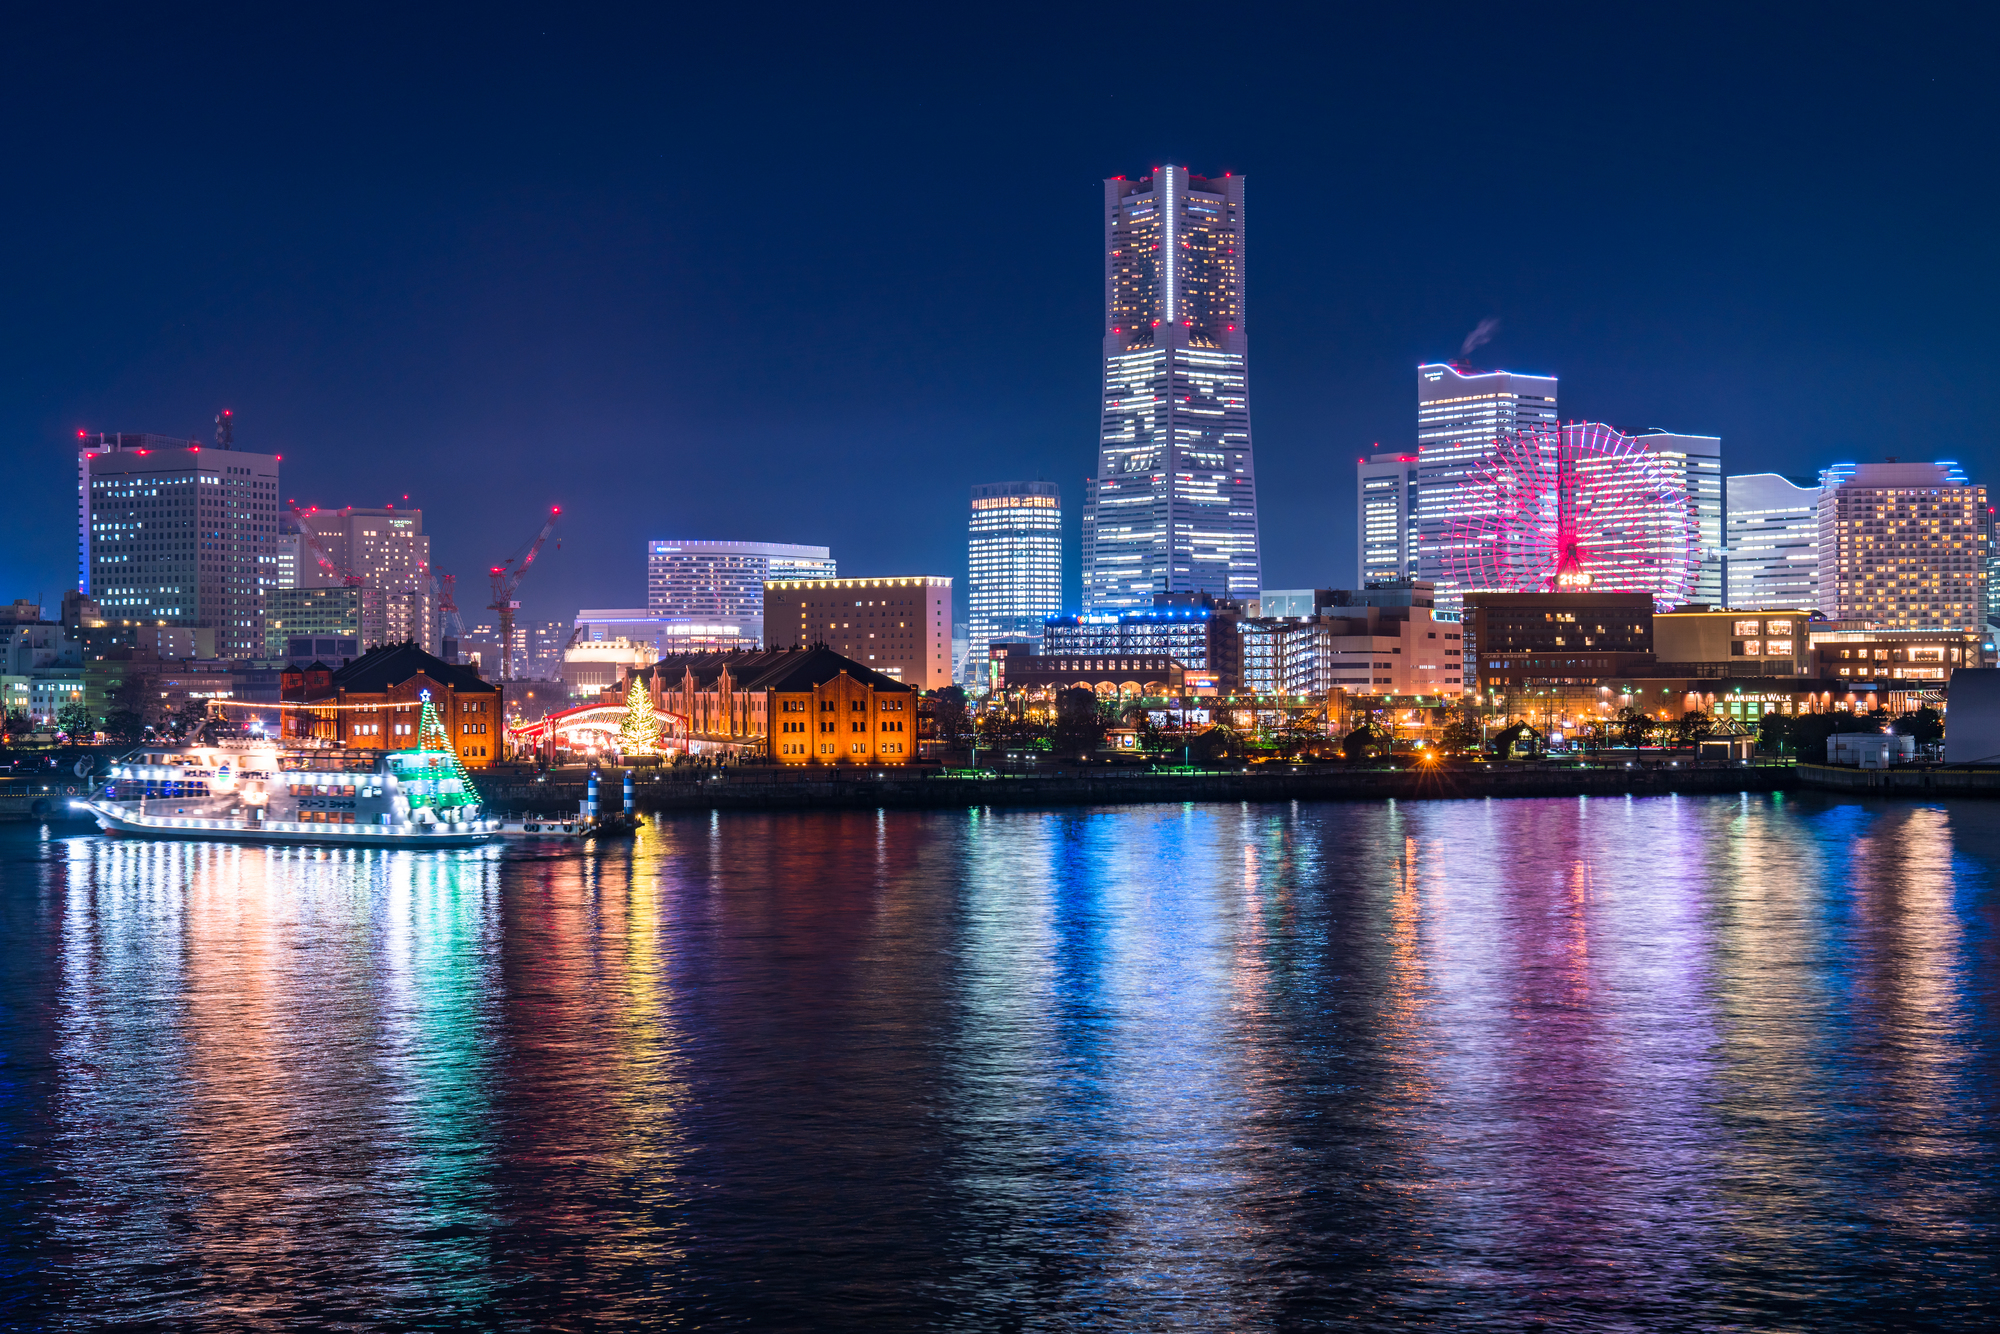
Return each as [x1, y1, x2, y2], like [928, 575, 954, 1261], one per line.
[394, 688, 482, 819]
[619, 677, 660, 753]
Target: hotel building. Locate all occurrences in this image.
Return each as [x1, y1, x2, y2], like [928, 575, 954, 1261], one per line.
[647, 539, 836, 645]
[1082, 167, 1260, 609]
[1414, 363, 1559, 611]
[295, 506, 437, 653]
[762, 576, 953, 690]
[1356, 452, 1420, 583]
[1726, 473, 1821, 610]
[84, 437, 281, 660]
[967, 480, 1062, 658]
[1816, 461, 1986, 632]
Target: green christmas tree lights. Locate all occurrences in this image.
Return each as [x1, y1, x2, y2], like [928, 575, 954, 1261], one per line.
[619, 677, 661, 753]
[390, 689, 483, 819]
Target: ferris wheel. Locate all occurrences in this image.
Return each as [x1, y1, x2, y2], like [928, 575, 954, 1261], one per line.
[1440, 423, 1699, 607]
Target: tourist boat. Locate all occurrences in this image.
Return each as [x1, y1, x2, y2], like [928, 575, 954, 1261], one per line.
[81, 740, 501, 847]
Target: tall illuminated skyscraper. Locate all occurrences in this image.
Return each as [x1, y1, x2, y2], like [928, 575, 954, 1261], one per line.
[1082, 167, 1259, 609]
[83, 435, 281, 659]
[1414, 363, 1558, 610]
[967, 480, 1061, 660]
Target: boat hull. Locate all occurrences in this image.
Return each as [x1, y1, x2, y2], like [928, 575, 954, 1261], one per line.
[83, 802, 499, 848]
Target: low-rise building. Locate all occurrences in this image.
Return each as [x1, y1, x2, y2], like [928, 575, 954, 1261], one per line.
[573, 607, 757, 658]
[1042, 592, 1244, 692]
[632, 645, 918, 764]
[264, 587, 364, 657]
[564, 636, 656, 699]
[986, 645, 1183, 696]
[1239, 582, 1460, 698]
[282, 643, 501, 768]
[1465, 591, 1657, 696]
[1653, 607, 1812, 677]
[1807, 623, 1985, 688]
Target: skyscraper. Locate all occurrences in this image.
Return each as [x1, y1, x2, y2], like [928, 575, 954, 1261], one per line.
[647, 540, 836, 644]
[295, 506, 438, 653]
[1414, 364, 1559, 611]
[1082, 167, 1259, 609]
[967, 480, 1062, 663]
[1726, 473, 1821, 610]
[1356, 451, 1419, 584]
[1817, 461, 1987, 631]
[84, 436, 281, 659]
[1632, 431, 1723, 603]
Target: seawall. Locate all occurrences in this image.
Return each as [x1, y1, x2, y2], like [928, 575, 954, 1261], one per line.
[487, 763, 1796, 815]
[1796, 762, 2000, 796]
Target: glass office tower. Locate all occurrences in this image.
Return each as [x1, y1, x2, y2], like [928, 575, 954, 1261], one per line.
[1082, 167, 1260, 609]
[967, 480, 1062, 663]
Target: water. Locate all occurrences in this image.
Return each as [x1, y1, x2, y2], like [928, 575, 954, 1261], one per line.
[2, 793, 1997, 1330]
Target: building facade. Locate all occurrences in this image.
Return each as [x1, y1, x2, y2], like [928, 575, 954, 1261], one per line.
[633, 646, 917, 764]
[294, 506, 437, 653]
[967, 480, 1062, 659]
[1042, 594, 1243, 692]
[573, 607, 757, 661]
[1464, 591, 1656, 695]
[281, 643, 501, 768]
[1726, 473, 1821, 610]
[76, 432, 200, 595]
[647, 540, 835, 645]
[85, 438, 281, 660]
[1654, 608, 1812, 677]
[264, 587, 365, 657]
[1238, 604, 1459, 698]
[1633, 431, 1724, 604]
[762, 576, 953, 689]
[987, 644, 1184, 696]
[1356, 452, 1420, 584]
[1414, 364, 1559, 611]
[1816, 462, 1987, 631]
[1807, 624, 1985, 688]
[1082, 167, 1260, 609]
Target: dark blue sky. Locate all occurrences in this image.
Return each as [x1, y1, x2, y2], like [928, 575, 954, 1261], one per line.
[4, 4, 1994, 628]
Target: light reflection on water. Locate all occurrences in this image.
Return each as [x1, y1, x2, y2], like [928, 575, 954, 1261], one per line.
[2, 793, 1997, 1329]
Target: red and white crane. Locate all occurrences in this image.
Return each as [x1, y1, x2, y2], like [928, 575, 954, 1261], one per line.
[487, 507, 560, 681]
[287, 503, 366, 587]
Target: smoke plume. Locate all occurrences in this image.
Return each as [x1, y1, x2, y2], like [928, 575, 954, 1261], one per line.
[1460, 317, 1500, 357]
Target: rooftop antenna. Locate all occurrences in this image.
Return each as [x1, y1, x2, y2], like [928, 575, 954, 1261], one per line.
[214, 409, 234, 450]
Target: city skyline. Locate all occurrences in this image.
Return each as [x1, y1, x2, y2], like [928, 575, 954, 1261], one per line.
[7, 12, 1984, 629]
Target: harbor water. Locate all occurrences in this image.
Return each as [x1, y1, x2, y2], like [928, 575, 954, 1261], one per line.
[2, 792, 1996, 1329]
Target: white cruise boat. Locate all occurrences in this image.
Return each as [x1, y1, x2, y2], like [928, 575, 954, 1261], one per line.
[82, 740, 501, 847]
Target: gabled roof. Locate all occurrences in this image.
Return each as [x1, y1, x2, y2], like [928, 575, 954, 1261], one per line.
[325, 642, 497, 696]
[641, 645, 915, 694]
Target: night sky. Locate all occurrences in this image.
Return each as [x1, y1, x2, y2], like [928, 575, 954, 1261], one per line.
[4, 6, 1994, 628]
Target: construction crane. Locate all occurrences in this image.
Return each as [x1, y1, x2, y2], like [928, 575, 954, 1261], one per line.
[287, 503, 366, 587]
[487, 507, 560, 681]
[434, 570, 466, 645]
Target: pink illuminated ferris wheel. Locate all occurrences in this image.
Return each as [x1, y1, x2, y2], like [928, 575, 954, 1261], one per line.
[1441, 423, 1698, 606]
